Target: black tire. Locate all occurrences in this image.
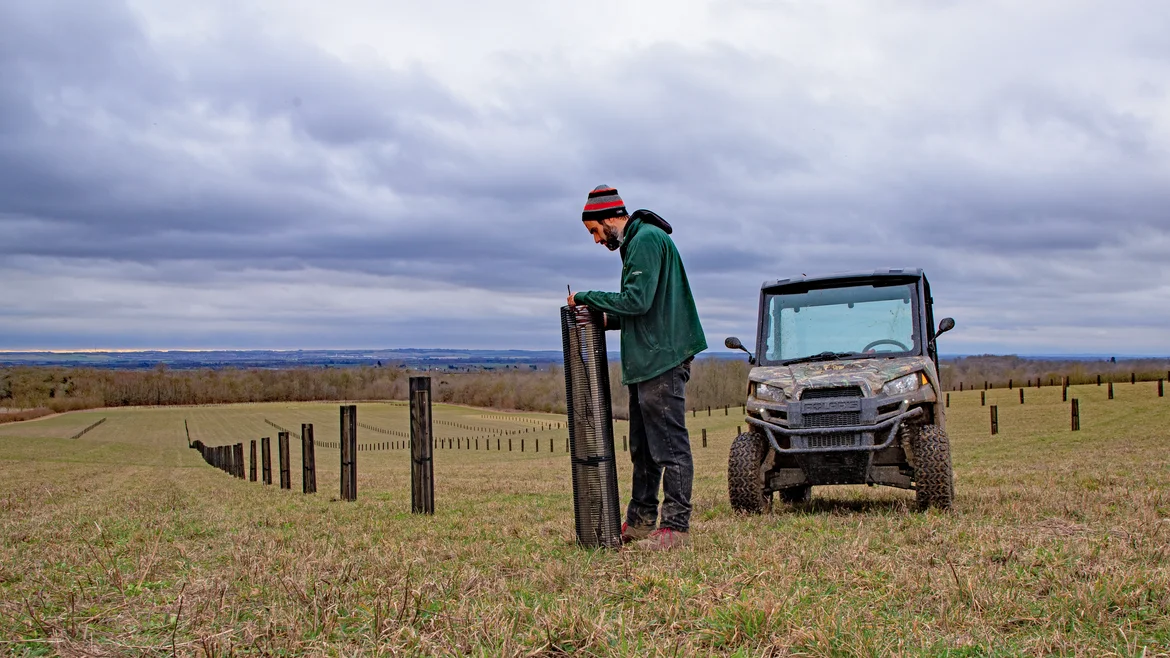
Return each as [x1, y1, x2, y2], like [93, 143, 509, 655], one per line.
[728, 432, 770, 514]
[912, 424, 954, 510]
[779, 485, 812, 505]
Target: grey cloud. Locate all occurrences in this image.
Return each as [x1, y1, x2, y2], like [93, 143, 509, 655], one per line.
[1, 1, 1168, 353]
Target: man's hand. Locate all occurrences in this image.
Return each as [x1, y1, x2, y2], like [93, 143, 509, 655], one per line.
[567, 293, 576, 306]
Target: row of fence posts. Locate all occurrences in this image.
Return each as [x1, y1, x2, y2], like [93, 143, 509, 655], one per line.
[956, 371, 1170, 392]
[693, 405, 744, 417]
[988, 399, 1085, 435]
[189, 378, 436, 510]
[192, 439, 246, 479]
[191, 374, 745, 512]
[958, 377, 1164, 408]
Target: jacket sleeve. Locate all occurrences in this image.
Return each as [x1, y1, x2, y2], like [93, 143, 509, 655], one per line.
[573, 233, 663, 318]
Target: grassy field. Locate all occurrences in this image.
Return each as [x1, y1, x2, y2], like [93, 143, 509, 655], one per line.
[0, 383, 1167, 656]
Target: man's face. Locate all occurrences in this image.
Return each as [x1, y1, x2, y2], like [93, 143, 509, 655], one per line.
[583, 219, 623, 251]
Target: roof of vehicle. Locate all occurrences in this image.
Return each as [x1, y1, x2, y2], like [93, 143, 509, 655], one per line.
[761, 268, 924, 291]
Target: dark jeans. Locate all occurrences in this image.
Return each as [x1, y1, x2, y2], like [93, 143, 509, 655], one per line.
[626, 358, 693, 533]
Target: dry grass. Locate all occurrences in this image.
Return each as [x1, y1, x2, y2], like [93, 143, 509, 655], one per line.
[0, 408, 54, 425]
[0, 384, 1167, 656]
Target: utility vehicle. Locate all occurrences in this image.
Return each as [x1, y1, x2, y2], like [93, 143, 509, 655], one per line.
[724, 269, 956, 511]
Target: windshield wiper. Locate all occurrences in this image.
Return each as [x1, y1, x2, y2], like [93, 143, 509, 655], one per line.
[781, 351, 859, 366]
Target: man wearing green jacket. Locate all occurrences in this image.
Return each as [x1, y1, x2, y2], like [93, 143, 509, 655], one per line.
[569, 185, 707, 551]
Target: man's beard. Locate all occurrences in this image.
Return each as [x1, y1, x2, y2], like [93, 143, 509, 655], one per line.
[601, 224, 624, 251]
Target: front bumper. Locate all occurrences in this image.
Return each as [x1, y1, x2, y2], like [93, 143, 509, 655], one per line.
[747, 400, 924, 454]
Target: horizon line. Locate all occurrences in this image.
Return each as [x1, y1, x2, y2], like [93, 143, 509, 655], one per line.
[0, 348, 1166, 359]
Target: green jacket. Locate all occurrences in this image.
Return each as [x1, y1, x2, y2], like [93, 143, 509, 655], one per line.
[574, 212, 707, 385]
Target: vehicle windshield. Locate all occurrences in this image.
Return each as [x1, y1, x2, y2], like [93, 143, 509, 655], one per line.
[761, 281, 919, 364]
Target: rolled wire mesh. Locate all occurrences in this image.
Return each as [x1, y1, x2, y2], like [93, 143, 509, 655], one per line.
[561, 306, 622, 549]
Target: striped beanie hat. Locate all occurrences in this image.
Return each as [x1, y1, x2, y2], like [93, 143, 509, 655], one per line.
[582, 185, 627, 222]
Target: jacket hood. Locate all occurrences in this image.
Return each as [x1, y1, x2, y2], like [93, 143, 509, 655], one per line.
[630, 209, 672, 234]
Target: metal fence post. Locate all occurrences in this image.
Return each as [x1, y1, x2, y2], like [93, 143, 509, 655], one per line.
[278, 431, 291, 490]
[302, 423, 316, 493]
[410, 377, 435, 515]
[340, 405, 357, 501]
[261, 437, 272, 485]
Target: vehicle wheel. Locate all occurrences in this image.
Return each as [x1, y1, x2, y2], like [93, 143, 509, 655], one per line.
[779, 485, 812, 505]
[728, 432, 770, 514]
[912, 424, 954, 510]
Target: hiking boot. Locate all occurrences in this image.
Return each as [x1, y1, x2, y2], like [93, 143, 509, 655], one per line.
[621, 522, 653, 544]
[630, 528, 690, 551]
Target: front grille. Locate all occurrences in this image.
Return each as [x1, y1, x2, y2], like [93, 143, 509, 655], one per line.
[802, 387, 864, 400]
[806, 433, 861, 448]
[804, 411, 861, 428]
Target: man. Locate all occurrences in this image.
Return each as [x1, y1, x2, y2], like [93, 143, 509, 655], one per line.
[568, 185, 707, 551]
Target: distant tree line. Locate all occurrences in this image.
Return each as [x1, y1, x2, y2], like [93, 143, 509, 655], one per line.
[938, 355, 1170, 390]
[0, 359, 751, 420]
[1, 356, 1165, 423]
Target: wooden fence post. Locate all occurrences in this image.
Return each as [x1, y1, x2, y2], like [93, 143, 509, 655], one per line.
[981, 391, 986, 406]
[250, 440, 257, 482]
[278, 431, 291, 490]
[1096, 374, 1101, 386]
[1009, 379, 1013, 389]
[946, 393, 950, 408]
[410, 376, 434, 515]
[990, 406, 998, 435]
[622, 435, 627, 451]
[340, 405, 357, 501]
[261, 437, 272, 485]
[1071, 399, 1080, 431]
[1108, 382, 1114, 400]
[234, 443, 244, 479]
[302, 423, 316, 494]
[1159, 379, 1164, 398]
[701, 429, 707, 448]
[1132, 373, 1136, 385]
[1019, 389, 1024, 405]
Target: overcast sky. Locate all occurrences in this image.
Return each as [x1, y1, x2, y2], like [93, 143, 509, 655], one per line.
[2, 0, 1168, 355]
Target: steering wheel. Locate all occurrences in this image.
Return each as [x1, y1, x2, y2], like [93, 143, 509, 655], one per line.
[863, 338, 909, 352]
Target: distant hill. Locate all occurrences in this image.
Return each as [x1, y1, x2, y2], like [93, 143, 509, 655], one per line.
[0, 349, 1162, 371]
[0, 348, 567, 371]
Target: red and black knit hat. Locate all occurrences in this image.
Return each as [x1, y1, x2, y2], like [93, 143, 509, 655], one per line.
[582, 184, 627, 222]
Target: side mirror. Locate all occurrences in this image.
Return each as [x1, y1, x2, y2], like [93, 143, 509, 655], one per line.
[929, 318, 955, 349]
[724, 336, 755, 364]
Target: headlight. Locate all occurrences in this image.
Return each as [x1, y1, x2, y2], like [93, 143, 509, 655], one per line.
[882, 373, 921, 396]
[754, 383, 785, 402]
